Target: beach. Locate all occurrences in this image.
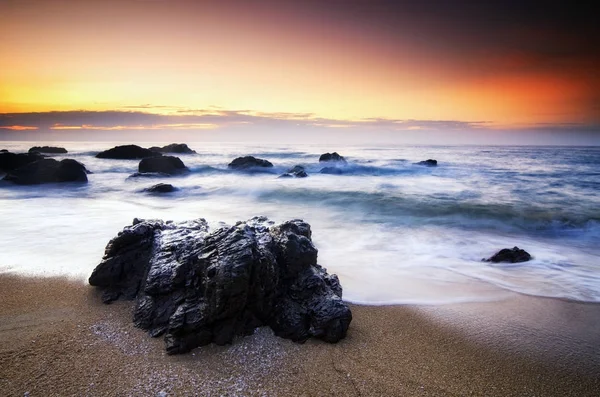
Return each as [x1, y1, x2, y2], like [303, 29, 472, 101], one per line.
[1, 274, 599, 396]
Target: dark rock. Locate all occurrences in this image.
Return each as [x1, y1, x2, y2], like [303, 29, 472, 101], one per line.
[139, 156, 189, 175]
[149, 143, 196, 154]
[144, 183, 178, 194]
[416, 159, 438, 167]
[279, 165, 308, 178]
[3, 158, 88, 185]
[96, 145, 161, 159]
[128, 172, 172, 179]
[28, 146, 68, 154]
[228, 156, 273, 170]
[319, 152, 346, 163]
[1, 149, 10, 153]
[0, 151, 44, 172]
[320, 167, 344, 175]
[89, 217, 351, 354]
[484, 247, 532, 263]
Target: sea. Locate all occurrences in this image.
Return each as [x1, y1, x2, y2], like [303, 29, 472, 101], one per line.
[1, 142, 599, 304]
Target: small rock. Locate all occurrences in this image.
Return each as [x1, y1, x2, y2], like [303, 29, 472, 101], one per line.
[144, 183, 178, 194]
[484, 246, 532, 263]
[319, 152, 346, 163]
[415, 159, 437, 167]
[228, 156, 273, 170]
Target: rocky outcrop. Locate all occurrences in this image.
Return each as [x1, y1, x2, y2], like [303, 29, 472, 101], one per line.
[319, 152, 346, 163]
[484, 247, 532, 263]
[144, 183, 178, 193]
[279, 165, 308, 178]
[416, 159, 438, 167]
[28, 146, 68, 154]
[320, 167, 344, 175]
[138, 156, 189, 175]
[3, 158, 89, 185]
[228, 156, 273, 170]
[96, 145, 161, 160]
[0, 151, 44, 172]
[89, 217, 351, 354]
[149, 143, 196, 154]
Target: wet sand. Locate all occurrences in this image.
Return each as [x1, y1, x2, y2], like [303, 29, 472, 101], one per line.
[1, 274, 599, 396]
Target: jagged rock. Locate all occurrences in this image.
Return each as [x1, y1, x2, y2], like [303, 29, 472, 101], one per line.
[279, 165, 308, 178]
[320, 167, 344, 175]
[228, 156, 273, 170]
[28, 146, 68, 154]
[484, 247, 532, 263]
[3, 158, 88, 185]
[138, 156, 189, 175]
[89, 217, 351, 354]
[96, 145, 161, 159]
[144, 183, 178, 193]
[0, 151, 44, 172]
[319, 152, 346, 163]
[416, 159, 438, 167]
[149, 143, 196, 154]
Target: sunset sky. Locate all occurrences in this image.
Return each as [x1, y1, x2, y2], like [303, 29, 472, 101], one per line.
[1, 0, 599, 143]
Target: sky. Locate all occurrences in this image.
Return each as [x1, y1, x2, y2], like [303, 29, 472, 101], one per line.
[1, 0, 599, 144]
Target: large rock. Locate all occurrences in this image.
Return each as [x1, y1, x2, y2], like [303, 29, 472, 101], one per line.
[89, 217, 351, 354]
[484, 247, 532, 263]
[228, 156, 273, 170]
[319, 152, 346, 163]
[415, 159, 438, 167]
[3, 158, 88, 185]
[96, 145, 161, 159]
[149, 143, 196, 154]
[0, 151, 44, 172]
[279, 165, 308, 178]
[138, 156, 189, 175]
[29, 146, 68, 154]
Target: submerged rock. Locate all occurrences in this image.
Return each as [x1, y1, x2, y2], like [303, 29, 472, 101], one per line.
[228, 156, 273, 170]
[89, 217, 351, 354]
[320, 167, 344, 175]
[128, 172, 172, 179]
[149, 143, 196, 154]
[0, 151, 44, 172]
[96, 145, 161, 160]
[144, 183, 178, 193]
[279, 165, 308, 178]
[484, 247, 532, 263]
[138, 156, 189, 175]
[415, 159, 438, 167]
[319, 152, 346, 163]
[3, 158, 88, 185]
[28, 146, 68, 154]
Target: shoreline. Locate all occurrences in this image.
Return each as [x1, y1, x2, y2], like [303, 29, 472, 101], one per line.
[1, 274, 599, 396]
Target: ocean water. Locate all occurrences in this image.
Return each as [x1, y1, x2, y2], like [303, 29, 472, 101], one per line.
[1, 141, 599, 304]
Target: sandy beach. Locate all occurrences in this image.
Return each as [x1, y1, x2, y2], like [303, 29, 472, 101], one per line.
[1, 275, 599, 396]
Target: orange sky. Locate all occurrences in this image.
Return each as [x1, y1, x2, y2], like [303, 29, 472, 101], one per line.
[1, 0, 599, 132]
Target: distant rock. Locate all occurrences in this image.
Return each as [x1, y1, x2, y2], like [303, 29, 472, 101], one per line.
[0, 151, 45, 172]
[279, 165, 308, 178]
[139, 156, 189, 175]
[0, 149, 9, 153]
[96, 145, 161, 160]
[484, 247, 532, 263]
[319, 152, 346, 163]
[89, 217, 351, 354]
[320, 167, 344, 175]
[228, 156, 273, 170]
[3, 158, 89, 185]
[128, 172, 172, 179]
[415, 159, 438, 167]
[144, 183, 178, 194]
[28, 146, 68, 154]
[149, 143, 196, 154]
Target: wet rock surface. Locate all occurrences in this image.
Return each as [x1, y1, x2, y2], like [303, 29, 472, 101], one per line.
[2, 158, 89, 185]
[279, 165, 308, 178]
[28, 146, 68, 154]
[0, 151, 45, 172]
[144, 183, 178, 193]
[319, 152, 346, 163]
[89, 217, 351, 354]
[138, 156, 189, 175]
[149, 143, 196, 154]
[416, 159, 438, 167]
[484, 247, 532, 263]
[228, 156, 274, 170]
[96, 145, 161, 159]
